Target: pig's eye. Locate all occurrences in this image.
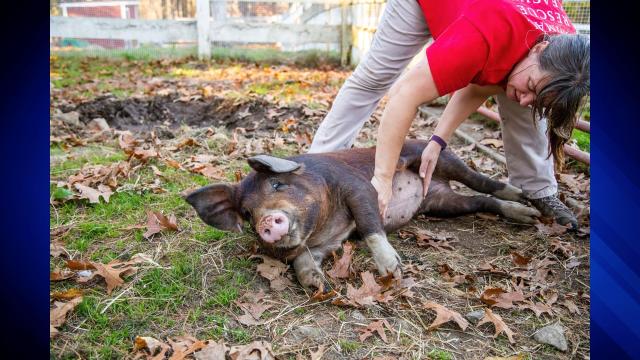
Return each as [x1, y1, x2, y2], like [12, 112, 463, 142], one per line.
[272, 182, 288, 191]
[241, 208, 252, 220]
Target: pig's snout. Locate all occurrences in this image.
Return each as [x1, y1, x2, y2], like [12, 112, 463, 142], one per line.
[257, 212, 289, 243]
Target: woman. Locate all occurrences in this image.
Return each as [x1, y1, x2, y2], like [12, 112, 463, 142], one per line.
[309, 0, 590, 229]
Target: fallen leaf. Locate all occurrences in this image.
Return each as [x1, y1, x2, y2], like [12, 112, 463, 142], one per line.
[519, 300, 553, 317]
[535, 222, 572, 236]
[479, 138, 504, 148]
[477, 308, 515, 344]
[422, 301, 469, 331]
[51, 288, 83, 301]
[550, 239, 576, 257]
[167, 336, 207, 360]
[50, 270, 75, 281]
[50, 296, 83, 338]
[76, 257, 146, 294]
[144, 211, 179, 239]
[228, 341, 275, 360]
[235, 299, 273, 326]
[194, 340, 229, 360]
[561, 298, 580, 314]
[251, 255, 293, 291]
[358, 319, 393, 343]
[74, 183, 112, 204]
[133, 336, 171, 360]
[480, 288, 526, 309]
[510, 252, 531, 267]
[309, 345, 327, 360]
[327, 241, 354, 279]
[333, 271, 384, 307]
[66, 259, 96, 270]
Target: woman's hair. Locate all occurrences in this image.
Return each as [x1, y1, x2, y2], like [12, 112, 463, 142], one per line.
[531, 33, 590, 170]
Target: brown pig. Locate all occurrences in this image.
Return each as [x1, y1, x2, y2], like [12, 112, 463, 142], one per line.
[185, 140, 540, 291]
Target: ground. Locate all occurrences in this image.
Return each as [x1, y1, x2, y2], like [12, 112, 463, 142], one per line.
[50, 55, 590, 359]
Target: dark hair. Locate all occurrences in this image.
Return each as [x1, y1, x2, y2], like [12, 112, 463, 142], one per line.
[531, 34, 590, 170]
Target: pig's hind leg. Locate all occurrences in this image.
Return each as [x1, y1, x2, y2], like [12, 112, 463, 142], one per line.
[435, 150, 524, 202]
[420, 182, 540, 223]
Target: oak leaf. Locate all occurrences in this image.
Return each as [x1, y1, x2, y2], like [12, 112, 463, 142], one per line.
[194, 340, 229, 360]
[143, 211, 179, 239]
[228, 340, 275, 360]
[358, 319, 393, 343]
[480, 288, 525, 309]
[477, 308, 515, 344]
[251, 255, 293, 291]
[50, 296, 83, 338]
[422, 301, 469, 331]
[74, 183, 112, 204]
[51, 288, 83, 301]
[327, 241, 354, 279]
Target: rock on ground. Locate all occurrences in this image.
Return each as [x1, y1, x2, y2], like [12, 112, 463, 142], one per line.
[533, 323, 568, 351]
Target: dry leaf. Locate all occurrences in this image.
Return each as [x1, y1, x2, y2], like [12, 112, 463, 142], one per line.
[480, 288, 525, 309]
[535, 222, 572, 236]
[76, 257, 145, 294]
[510, 252, 531, 266]
[358, 319, 393, 343]
[74, 183, 112, 204]
[479, 138, 504, 148]
[519, 300, 553, 317]
[333, 271, 383, 307]
[194, 340, 229, 360]
[51, 270, 75, 281]
[251, 255, 293, 291]
[327, 241, 354, 279]
[50, 296, 83, 338]
[229, 341, 275, 360]
[422, 301, 469, 331]
[144, 211, 179, 239]
[477, 308, 515, 343]
[51, 288, 83, 301]
[133, 336, 171, 360]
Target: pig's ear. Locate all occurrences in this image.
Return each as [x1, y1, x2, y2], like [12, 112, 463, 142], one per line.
[247, 155, 301, 174]
[184, 184, 243, 232]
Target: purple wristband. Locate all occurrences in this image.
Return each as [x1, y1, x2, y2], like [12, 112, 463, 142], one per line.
[429, 134, 447, 150]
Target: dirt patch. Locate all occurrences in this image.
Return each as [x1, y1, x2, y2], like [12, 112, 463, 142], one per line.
[63, 94, 326, 136]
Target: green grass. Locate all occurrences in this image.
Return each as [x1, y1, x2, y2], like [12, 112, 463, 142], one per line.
[427, 349, 453, 360]
[572, 128, 590, 152]
[338, 339, 361, 353]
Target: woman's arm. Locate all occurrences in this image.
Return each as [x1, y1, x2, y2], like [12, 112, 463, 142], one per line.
[372, 57, 440, 216]
[417, 83, 499, 196]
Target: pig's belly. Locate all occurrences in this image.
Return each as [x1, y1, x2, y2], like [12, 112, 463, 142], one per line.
[383, 170, 423, 230]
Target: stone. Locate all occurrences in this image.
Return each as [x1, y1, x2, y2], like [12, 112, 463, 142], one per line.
[465, 310, 485, 324]
[87, 118, 110, 132]
[55, 111, 82, 128]
[291, 325, 323, 342]
[533, 323, 568, 351]
[351, 310, 366, 322]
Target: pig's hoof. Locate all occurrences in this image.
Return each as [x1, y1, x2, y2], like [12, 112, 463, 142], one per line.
[499, 201, 542, 223]
[375, 251, 403, 278]
[300, 270, 327, 293]
[493, 184, 525, 202]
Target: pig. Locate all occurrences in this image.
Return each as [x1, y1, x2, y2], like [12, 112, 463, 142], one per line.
[185, 139, 540, 291]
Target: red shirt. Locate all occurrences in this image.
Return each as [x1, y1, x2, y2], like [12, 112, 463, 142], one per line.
[418, 0, 576, 96]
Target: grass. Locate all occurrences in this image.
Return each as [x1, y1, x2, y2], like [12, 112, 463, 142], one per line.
[337, 339, 361, 353]
[427, 349, 453, 360]
[572, 128, 590, 152]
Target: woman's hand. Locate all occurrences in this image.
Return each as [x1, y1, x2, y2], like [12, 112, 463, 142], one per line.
[419, 141, 443, 197]
[371, 175, 393, 219]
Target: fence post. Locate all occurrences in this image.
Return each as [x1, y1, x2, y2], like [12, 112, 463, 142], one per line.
[196, 0, 211, 60]
[340, 0, 349, 67]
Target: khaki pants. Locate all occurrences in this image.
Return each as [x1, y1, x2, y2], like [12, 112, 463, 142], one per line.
[309, 0, 557, 200]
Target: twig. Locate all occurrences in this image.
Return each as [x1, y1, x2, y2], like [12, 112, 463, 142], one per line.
[100, 287, 131, 314]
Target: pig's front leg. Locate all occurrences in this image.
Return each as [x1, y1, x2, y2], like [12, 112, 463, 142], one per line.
[293, 249, 330, 292]
[365, 232, 402, 277]
[343, 184, 402, 277]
